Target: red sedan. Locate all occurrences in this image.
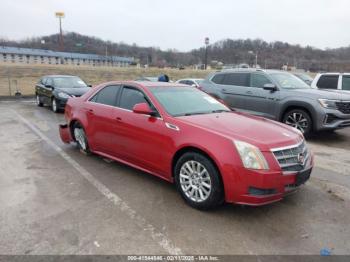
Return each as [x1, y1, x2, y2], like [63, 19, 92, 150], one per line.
[59, 81, 313, 209]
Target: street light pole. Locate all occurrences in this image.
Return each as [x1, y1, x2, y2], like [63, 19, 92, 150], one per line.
[204, 37, 209, 70]
[55, 12, 65, 51]
[248, 50, 258, 68]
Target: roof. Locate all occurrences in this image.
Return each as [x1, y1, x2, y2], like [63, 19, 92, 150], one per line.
[219, 68, 287, 74]
[43, 75, 79, 78]
[134, 81, 187, 88]
[0, 46, 134, 63]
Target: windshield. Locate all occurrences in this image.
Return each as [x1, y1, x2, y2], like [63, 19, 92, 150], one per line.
[53, 77, 87, 88]
[150, 87, 230, 117]
[270, 73, 310, 89]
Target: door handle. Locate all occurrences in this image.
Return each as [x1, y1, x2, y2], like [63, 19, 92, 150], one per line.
[84, 108, 94, 114]
[116, 117, 122, 121]
[246, 91, 253, 94]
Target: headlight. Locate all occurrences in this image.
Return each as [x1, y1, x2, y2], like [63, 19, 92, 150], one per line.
[318, 99, 339, 109]
[58, 92, 71, 99]
[233, 141, 269, 170]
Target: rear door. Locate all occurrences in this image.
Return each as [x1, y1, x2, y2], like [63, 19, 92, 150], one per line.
[219, 72, 251, 110]
[84, 85, 121, 154]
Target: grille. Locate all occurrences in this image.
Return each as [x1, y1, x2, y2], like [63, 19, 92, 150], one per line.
[336, 102, 350, 114]
[272, 141, 309, 172]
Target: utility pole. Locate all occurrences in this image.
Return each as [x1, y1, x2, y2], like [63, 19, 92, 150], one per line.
[55, 12, 65, 51]
[204, 37, 209, 70]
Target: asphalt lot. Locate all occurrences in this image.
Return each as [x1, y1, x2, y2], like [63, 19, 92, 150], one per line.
[0, 99, 350, 255]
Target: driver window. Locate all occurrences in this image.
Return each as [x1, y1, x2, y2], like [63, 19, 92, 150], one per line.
[250, 73, 272, 88]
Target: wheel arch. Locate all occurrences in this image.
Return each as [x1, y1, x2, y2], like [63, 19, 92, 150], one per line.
[171, 146, 224, 188]
[279, 102, 316, 125]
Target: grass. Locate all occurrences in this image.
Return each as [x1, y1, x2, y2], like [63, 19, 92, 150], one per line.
[0, 63, 213, 96]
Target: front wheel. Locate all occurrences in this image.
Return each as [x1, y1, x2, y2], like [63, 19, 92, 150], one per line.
[73, 123, 91, 154]
[51, 98, 59, 113]
[174, 152, 224, 210]
[283, 109, 312, 135]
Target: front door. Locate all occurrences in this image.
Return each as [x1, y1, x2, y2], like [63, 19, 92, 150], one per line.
[248, 72, 280, 119]
[112, 86, 170, 175]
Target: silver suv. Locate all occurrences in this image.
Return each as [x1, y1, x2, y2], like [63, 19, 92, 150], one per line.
[201, 69, 350, 135]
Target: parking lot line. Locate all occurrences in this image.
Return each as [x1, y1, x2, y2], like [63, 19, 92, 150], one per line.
[12, 110, 183, 255]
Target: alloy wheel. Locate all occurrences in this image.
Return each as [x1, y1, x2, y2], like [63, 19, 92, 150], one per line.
[179, 160, 212, 203]
[74, 127, 87, 151]
[52, 99, 57, 112]
[284, 112, 309, 133]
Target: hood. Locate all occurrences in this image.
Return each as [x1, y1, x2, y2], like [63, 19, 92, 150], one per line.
[56, 87, 91, 97]
[290, 88, 350, 100]
[177, 112, 303, 151]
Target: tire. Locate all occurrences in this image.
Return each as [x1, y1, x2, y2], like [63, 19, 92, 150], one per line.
[51, 98, 59, 113]
[174, 152, 224, 210]
[73, 123, 91, 154]
[283, 109, 312, 136]
[36, 94, 43, 107]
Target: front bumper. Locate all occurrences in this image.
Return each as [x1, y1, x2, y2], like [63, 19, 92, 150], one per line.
[316, 108, 350, 130]
[225, 152, 314, 206]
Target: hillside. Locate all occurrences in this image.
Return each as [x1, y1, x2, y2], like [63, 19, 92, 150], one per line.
[1, 32, 350, 71]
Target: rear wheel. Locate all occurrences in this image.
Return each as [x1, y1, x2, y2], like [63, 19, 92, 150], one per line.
[174, 152, 224, 210]
[73, 123, 91, 154]
[36, 94, 43, 107]
[283, 109, 312, 135]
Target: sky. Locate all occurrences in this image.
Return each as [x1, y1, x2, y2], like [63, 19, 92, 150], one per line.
[1, 0, 350, 51]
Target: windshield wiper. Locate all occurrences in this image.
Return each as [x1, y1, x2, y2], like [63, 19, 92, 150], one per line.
[183, 112, 208, 116]
[211, 109, 230, 113]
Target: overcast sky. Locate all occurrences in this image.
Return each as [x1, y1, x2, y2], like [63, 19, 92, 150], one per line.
[1, 0, 350, 51]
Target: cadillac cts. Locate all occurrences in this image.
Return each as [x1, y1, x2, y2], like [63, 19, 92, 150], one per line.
[59, 81, 313, 209]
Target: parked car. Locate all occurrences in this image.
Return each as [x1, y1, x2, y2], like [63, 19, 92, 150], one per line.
[35, 75, 91, 113]
[311, 72, 350, 91]
[176, 78, 204, 88]
[293, 72, 314, 86]
[59, 81, 313, 209]
[200, 69, 350, 135]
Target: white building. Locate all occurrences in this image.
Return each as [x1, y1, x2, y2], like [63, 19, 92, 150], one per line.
[0, 46, 134, 67]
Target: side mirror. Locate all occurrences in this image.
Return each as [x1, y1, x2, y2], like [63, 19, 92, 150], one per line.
[45, 84, 54, 89]
[191, 84, 197, 88]
[133, 103, 155, 116]
[263, 83, 277, 91]
[87, 84, 92, 87]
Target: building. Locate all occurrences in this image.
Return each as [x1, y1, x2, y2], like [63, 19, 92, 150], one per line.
[0, 46, 134, 67]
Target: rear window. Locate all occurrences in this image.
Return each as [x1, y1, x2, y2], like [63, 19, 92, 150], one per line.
[211, 74, 225, 84]
[90, 85, 120, 106]
[342, 75, 350, 91]
[221, 73, 249, 86]
[317, 75, 339, 89]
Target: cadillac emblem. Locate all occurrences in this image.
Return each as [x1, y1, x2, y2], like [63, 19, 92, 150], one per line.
[297, 153, 305, 165]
